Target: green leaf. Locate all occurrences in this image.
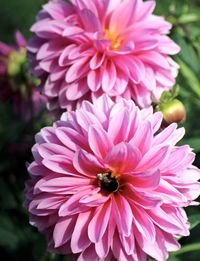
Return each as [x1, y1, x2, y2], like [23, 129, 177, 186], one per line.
[167, 255, 181, 261]
[175, 35, 200, 74]
[0, 180, 17, 209]
[188, 214, 200, 230]
[177, 58, 200, 98]
[179, 137, 200, 152]
[174, 242, 200, 256]
[178, 13, 200, 23]
[0, 216, 19, 251]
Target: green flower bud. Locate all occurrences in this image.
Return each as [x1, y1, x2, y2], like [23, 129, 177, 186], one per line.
[7, 48, 26, 77]
[156, 99, 186, 127]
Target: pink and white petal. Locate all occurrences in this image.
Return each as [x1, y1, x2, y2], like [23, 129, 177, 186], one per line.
[58, 44, 77, 66]
[104, 142, 141, 173]
[53, 216, 77, 248]
[59, 188, 93, 216]
[129, 121, 153, 155]
[158, 36, 181, 55]
[136, 145, 170, 172]
[129, 169, 160, 191]
[88, 201, 111, 242]
[153, 123, 185, 146]
[107, 109, 131, 144]
[156, 68, 175, 87]
[71, 211, 92, 253]
[79, 190, 111, 207]
[62, 26, 84, 37]
[154, 179, 187, 204]
[131, 204, 156, 242]
[73, 149, 105, 177]
[95, 232, 109, 258]
[28, 162, 54, 177]
[56, 127, 89, 152]
[78, 244, 99, 261]
[42, 155, 76, 175]
[109, 0, 138, 32]
[102, 60, 117, 92]
[147, 207, 187, 235]
[141, 66, 156, 91]
[162, 230, 180, 252]
[136, 1, 155, 21]
[160, 145, 194, 172]
[36, 40, 64, 60]
[76, 109, 102, 132]
[112, 194, 133, 237]
[79, 9, 101, 32]
[88, 125, 113, 159]
[38, 177, 91, 193]
[111, 231, 134, 261]
[93, 94, 114, 120]
[65, 57, 89, 83]
[43, 1, 74, 20]
[139, 51, 170, 69]
[87, 69, 102, 91]
[66, 80, 89, 101]
[112, 68, 129, 95]
[149, 112, 163, 133]
[125, 57, 145, 83]
[37, 195, 66, 210]
[90, 52, 105, 70]
[134, 225, 168, 261]
[38, 143, 73, 159]
[125, 184, 162, 209]
[81, 100, 107, 125]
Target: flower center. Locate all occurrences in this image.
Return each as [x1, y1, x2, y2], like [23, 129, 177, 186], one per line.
[104, 29, 121, 50]
[97, 171, 119, 192]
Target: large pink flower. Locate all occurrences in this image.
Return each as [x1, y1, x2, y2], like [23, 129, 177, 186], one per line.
[25, 95, 200, 261]
[28, 0, 180, 111]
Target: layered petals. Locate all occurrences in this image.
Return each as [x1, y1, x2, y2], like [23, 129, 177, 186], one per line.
[25, 95, 200, 260]
[28, 0, 180, 111]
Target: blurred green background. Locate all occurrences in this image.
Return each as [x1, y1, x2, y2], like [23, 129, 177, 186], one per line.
[0, 0, 200, 260]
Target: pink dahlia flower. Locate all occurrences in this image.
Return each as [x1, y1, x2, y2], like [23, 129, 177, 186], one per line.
[0, 31, 46, 120]
[25, 95, 200, 261]
[28, 0, 180, 111]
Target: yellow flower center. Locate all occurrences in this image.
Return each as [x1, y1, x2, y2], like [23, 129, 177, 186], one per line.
[104, 29, 121, 50]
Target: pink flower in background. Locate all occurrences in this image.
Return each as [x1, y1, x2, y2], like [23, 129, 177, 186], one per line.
[0, 31, 46, 120]
[28, 0, 180, 111]
[25, 95, 200, 261]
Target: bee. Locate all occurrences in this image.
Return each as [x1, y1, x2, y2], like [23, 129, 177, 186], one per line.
[97, 172, 119, 192]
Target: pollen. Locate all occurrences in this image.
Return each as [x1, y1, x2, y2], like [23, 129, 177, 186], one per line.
[104, 29, 121, 50]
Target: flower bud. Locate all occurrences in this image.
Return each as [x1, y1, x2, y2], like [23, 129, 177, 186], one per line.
[156, 99, 186, 127]
[7, 48, 26, 77]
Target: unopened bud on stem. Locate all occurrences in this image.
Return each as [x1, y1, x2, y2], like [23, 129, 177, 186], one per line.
[156, 99, 186, 127]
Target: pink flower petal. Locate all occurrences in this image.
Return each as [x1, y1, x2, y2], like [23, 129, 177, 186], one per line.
[71, 211, 92, 253]
[88, 125, 113, 159]
[53, 216, 76, 247]
[79, 9, 101, 32]
[129, 121, 153, 154]
[136, 145, 170, 171]
[73, 149, 105, 176]
[90, 52, 105, 70]
[112, 194, 133, 237]
[88, 201, 111, 242]
[104, 142, 141, 173]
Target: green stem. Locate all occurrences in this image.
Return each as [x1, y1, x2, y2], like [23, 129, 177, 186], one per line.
[174, 242, 200, 256]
